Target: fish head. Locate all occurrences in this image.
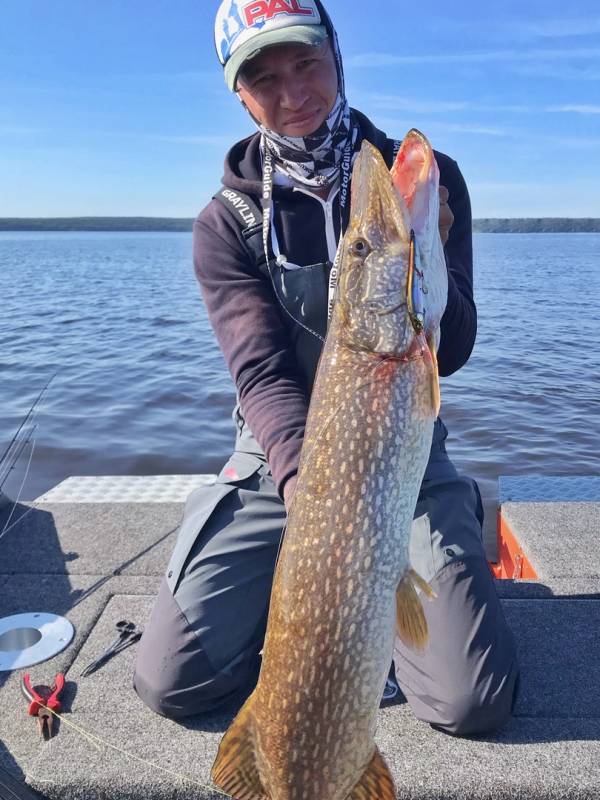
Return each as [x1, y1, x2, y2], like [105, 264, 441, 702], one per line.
[336, 139, 415, 357]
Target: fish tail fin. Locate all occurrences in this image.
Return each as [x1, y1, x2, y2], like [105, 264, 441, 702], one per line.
[348, 747, 396, 799]
[396, 568, 437, 651]
[211, 694, 266, 800]
[426, 332, 441, 417]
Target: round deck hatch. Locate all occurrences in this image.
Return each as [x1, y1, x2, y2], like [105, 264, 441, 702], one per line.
[0, 613, 74, 671]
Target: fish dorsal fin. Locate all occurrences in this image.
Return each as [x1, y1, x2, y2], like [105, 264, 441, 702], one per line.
[211, 697, 267, 800]
[396, 568, 436, 650]
[348, 747, 396, 799]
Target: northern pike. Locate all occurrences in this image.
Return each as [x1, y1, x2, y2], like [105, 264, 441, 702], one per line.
[212, 129, 449, 800]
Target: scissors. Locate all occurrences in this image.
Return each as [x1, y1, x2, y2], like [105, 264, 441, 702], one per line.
[80, 620, 142, 677]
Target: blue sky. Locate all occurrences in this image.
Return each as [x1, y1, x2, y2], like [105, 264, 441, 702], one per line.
[1, 0, 599, 218]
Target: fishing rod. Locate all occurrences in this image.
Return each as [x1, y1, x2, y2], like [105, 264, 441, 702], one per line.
[0, 373, 55, 475]
[0, 434, 24, 486]
[0, 374, 55, 541]
[0, 423, 37, 490]
[0, 435, 36, 544]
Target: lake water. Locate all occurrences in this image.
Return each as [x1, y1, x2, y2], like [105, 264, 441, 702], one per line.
[1, 231, 599, 547]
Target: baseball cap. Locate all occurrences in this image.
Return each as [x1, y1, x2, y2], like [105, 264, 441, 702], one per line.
[215, 0, 328, 91]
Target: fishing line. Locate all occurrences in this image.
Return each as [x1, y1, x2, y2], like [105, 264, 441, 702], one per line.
[0, 374, 55, 471]
[0, 436, 36, 544]
[0, 374, 56, 542]
[0, 424, 37, 488]
[0, 770, 33, 800]
[0, 437, 26, 486]
[0, 503, 37, 542]
[33, 705, 232, 799]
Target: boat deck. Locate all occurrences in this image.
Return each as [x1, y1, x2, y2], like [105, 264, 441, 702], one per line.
[1, 475, 599, 799]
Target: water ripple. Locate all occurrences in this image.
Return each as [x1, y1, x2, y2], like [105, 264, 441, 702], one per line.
[1, 231, 599, 536]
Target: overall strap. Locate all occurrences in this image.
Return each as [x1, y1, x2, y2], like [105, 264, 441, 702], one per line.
[212, 187, 265, 263]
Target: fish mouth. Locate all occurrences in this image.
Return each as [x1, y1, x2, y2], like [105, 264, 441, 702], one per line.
[391, 128, 432, 204]
[351, 142, 410, 236]
[391, 128, 440, 245]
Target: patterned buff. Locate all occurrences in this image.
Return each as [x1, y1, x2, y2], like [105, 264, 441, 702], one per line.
[251, 4, 358, 189]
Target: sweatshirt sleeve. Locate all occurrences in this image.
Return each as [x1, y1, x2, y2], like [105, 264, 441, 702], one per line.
[193, 201, 307, 498]
[437, 157, 477, 376]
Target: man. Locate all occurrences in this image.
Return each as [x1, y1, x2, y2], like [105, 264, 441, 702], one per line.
[134, 0, 519, 736]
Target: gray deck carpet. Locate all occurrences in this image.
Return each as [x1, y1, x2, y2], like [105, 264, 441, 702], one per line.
[502, 502, 600, 581]
[0, 478, 598, 799]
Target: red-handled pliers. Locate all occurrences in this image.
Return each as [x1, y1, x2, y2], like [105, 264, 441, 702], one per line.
[21, 673, 65, 739]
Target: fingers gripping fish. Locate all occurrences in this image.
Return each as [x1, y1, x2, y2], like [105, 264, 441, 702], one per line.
[211, 130, 448, 800]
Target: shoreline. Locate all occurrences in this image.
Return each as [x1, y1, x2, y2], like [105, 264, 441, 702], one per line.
[1, 217, 600, 234]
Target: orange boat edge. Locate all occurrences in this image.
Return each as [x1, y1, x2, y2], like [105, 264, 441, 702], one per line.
[488, 511, 539, 581]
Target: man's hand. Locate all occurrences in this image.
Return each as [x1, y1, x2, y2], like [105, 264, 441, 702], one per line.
[283, 474, 298, 512]
[439, 185, 454, 246]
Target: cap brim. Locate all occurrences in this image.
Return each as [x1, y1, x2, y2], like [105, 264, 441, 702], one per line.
[225, 25, 327, 91]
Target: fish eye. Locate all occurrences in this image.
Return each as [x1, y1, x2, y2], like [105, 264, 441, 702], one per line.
[349, 238, 371, 259]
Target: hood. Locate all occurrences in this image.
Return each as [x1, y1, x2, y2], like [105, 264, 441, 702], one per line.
[221, 110, 390, 198]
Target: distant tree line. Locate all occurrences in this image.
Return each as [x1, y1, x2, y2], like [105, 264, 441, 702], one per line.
[0, 217, 599, 233]
[0, 217, 194, 232]
[473, 218, 600, 233]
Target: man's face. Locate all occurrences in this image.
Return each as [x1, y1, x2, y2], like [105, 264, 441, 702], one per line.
[236, 39, 338, 137]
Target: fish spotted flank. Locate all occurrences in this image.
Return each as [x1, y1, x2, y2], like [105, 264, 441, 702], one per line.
[212, 130, 448, 800]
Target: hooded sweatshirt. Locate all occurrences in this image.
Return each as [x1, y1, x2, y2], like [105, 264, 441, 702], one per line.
[193, 110, 476, 498]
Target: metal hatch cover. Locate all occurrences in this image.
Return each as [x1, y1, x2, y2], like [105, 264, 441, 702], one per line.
[0, 613, 74, 671]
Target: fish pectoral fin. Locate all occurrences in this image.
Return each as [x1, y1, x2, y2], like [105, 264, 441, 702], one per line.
[396, 568, 436, 651]
[426, 332, 441, 417]
[211, 697, 267, 800]
[348, 746, 396, 799]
